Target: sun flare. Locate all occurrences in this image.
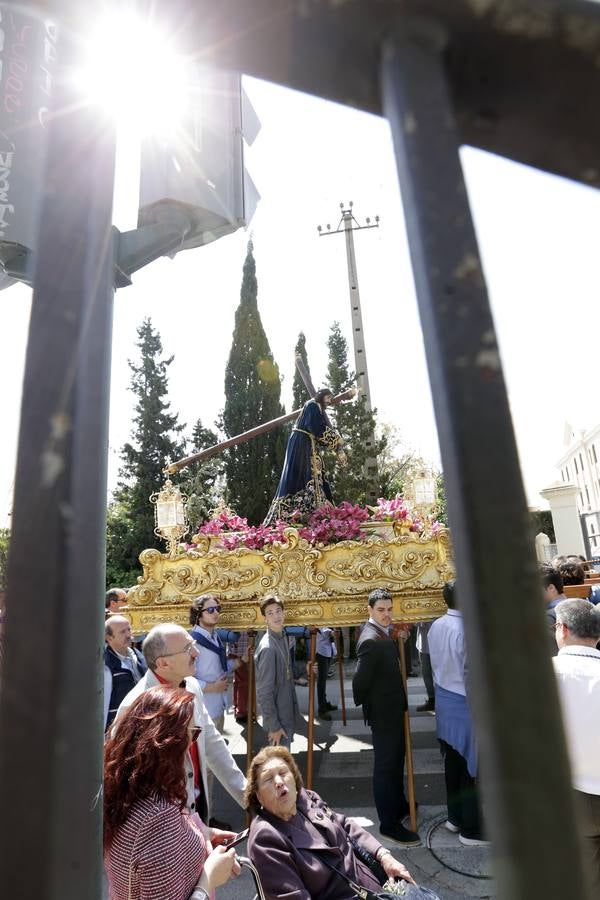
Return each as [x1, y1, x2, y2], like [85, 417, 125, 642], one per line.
[76, 11, 190, 137]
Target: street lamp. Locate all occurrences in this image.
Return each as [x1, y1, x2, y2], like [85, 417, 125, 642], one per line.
[405, 468, 438, 520]
[150, 478, 188, 557]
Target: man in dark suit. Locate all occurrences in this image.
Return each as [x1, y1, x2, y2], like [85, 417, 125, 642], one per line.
[353, 588, 421, 846]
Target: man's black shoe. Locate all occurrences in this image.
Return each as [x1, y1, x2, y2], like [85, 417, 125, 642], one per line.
[318, 708, 332, 721]
[235, 715, 248, 724]
[209, 816, 232, 831]
[416, 698, 435, 713]
[324, 702, 338, 711]
[379, 824, 421, 847]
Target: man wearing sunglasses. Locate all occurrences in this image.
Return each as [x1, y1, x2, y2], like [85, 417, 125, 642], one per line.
[189, 594, 246, 828]
[113, 622, 246, 828]
[189, 594, 244, 734]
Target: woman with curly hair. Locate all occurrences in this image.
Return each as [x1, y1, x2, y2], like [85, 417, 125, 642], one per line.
[104, 685, 239, 900]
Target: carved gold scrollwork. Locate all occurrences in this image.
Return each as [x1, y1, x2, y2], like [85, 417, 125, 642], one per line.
[124, 529, 453, 633]
[128, 581, 163, 607]
[327, 545, 440, 586]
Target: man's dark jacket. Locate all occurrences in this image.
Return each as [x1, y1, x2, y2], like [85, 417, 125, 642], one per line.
[104, 645, 147, 730]
[352, 621, 407, 726]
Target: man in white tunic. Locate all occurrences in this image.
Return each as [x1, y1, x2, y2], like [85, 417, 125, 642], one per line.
[553, 599, 600, 891]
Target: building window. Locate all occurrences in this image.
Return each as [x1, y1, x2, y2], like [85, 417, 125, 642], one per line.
[574, 459, 579, 475]
[586, 486, 591, 506]
[566, 465, 570, 480]
[580, 453, 584, 470]
[594, 444, 598, 464]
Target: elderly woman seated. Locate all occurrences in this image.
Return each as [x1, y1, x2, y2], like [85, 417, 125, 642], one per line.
[246, 746, 415, 899]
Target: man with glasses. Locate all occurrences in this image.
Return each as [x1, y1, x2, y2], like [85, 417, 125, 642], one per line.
[189, 594, 244, 734]
[105, 587, 128, 618]
[190, 594, 246, 827]
[553, 599, 600, 890]
[113, 623, 246, 826]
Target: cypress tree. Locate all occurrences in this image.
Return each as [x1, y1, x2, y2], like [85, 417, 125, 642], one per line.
[106, 318, 185, 584]
[325, 322, 387, 505]
[223, 242, 286, 523]
[179, 419, 224, 535]
[292, 331, 312, 411]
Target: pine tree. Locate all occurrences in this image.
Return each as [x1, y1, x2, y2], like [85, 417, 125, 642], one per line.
[223, 242, 287, 523]
[292, 331, 312, 411]
[179, 419, 224, 535]
[325, 322, 387, 505]
[106, 318, 185, 584]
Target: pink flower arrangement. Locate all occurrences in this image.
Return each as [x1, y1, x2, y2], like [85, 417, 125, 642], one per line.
[219, 520, 289, 551]
[198, 509, 248, 535]
[372, 494, 411, 521]
[299, 501, 370, 546]
[190, 496, 443, 553]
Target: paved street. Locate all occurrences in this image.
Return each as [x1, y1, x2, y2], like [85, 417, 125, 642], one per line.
[213, 662, 495, 899]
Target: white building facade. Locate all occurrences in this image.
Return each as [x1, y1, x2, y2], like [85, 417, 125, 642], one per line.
[556, 424, 600, 555]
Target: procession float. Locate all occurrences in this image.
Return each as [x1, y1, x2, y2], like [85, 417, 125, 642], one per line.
[125, 374, 452, 633]
[125, 492, 451, 635]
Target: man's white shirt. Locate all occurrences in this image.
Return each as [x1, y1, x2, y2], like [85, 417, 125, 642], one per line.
[553, 645, 600, 795]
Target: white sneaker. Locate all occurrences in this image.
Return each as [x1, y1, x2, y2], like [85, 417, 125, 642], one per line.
[459, 834, 491, 847]
[444, 820, 460, 833]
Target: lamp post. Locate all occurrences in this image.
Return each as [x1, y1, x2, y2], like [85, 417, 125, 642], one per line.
[404, 469, 438, 523]
[150, 478, 189, 557]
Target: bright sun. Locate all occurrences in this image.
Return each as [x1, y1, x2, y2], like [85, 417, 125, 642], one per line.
[76, 11, 190, 137]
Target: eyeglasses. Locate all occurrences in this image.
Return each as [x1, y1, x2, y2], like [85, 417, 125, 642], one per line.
[202, 605, 222, 614]
[189, 725, 202, 742]
[160, 640, 198, 658]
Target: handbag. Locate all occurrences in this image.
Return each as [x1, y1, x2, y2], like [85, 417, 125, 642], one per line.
[297, 811, 441, 900]
[347, 831, 441, 898]
[313, 855, 441, 900]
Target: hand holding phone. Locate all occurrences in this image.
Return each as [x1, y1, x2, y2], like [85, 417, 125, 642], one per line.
[224, 828, 249, 849]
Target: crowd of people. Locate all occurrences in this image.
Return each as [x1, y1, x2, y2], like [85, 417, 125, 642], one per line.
[101, 551, 600, 897]
[103, 588, 424, 899]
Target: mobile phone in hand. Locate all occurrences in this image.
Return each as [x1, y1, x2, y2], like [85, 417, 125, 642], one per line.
[224, 828, 249, 849]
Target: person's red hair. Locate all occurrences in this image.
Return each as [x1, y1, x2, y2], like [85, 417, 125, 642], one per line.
[103, 685, 195, 850]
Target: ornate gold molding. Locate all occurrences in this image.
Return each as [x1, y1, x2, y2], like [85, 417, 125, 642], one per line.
[124, 526, 453, 632]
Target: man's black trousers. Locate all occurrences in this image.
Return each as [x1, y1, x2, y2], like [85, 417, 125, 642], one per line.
[371, 720, 407, 829]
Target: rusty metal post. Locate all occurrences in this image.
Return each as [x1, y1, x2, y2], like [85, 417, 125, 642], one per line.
[335, 628, 347, 726]
[398, 635, 417, 834]
[0, 25, 116, 900]
[382, 31, 591, 898]
[306, 627, 318, 788]
[246, 630, 256, 774]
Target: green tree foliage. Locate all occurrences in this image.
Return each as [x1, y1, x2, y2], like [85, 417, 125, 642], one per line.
[223, 242, 286, 523]
[377, 424, 419, 499]
[179, 419, 224, 535]
[435, 471, 448, 526]
[106, 318, 185, 586]
[530, 508, 555, 543]
[324, 322, 387, 506]
[292, 331, 312, 412]
[0, 527, 9, 591]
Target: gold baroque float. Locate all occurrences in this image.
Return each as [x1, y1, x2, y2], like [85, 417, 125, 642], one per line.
[124, 526, 453, 632]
